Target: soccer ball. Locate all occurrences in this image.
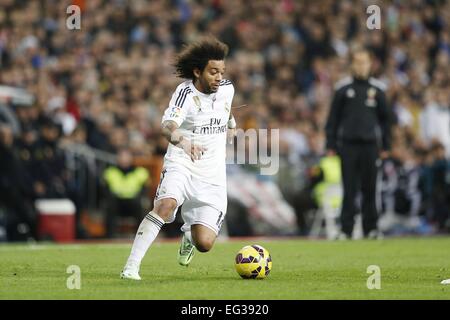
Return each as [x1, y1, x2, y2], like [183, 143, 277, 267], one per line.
[234, 244, 272, 279]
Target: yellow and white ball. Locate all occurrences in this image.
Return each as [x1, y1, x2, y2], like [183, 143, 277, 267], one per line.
[234, 245, 272, 279]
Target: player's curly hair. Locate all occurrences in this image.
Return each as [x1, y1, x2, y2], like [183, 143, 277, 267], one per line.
[174, 37, 229, 80]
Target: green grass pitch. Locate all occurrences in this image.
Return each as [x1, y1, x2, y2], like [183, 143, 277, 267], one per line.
[0, 237, 449, 299]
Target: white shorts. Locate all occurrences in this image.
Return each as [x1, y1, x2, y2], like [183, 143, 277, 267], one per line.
[154, 166, 227, 235]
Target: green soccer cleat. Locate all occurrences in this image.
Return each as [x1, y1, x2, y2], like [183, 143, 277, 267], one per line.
[177, 234, 195, 267]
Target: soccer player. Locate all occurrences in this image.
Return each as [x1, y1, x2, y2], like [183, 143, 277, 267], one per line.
[121, 37, 236, 280]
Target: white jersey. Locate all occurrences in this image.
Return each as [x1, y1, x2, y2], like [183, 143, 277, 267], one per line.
[161, 79, 235, 186]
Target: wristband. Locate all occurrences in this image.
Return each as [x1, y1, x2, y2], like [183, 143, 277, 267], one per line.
[228, 117, 236, 129]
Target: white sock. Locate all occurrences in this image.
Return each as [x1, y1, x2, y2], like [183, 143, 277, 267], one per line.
[185, 230, 193, 243]
[125, 211, 165, 268]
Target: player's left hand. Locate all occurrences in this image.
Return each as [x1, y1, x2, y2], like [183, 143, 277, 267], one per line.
[227, 128, 236, 144]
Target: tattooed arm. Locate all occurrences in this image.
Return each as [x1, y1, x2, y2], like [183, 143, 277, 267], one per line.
[161, 120, 206, 161]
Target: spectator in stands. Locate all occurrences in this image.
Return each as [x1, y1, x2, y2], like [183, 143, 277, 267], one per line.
[419, 88, 450, 158]
[379, 146, 423, 232]
[15, 125, 40, 196]
[428, 143, 450, 232]
[33, 118, 68, 198]
[0, 125, 36, 241]
[103, 148, 150, 238]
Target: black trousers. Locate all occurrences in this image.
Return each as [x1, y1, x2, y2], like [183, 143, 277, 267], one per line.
[105, 196, 143, 238]
[339, 142, 379, 237]
[0, 187, 37, 241]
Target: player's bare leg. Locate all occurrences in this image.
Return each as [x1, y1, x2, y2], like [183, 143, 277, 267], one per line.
[191, 224, 216, 252]
[121, 198, 177, 280]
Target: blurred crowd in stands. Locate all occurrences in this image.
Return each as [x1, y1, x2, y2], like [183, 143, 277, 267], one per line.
[0, 0, 449, 241]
